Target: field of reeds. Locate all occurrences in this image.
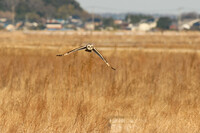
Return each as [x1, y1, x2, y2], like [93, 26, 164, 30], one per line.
[0, 31, 200, 132]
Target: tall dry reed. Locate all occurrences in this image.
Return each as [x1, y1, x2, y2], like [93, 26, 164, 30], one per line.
[0, 47, 200, 132]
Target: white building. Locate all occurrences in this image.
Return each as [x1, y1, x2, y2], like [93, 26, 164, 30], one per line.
[179, 19, 200, 30]
[85, 23, 95, 30]
[126, 24, 136, 31]
[6, 24, 15, 31]
[137, 18, 157, 31]
[46, 23, 62, 30]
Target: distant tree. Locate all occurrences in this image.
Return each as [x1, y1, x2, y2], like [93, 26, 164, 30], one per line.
[125, 14, 153, 24]
[181, 12, 199, 20]
[43, 4, 56, 18]
[0, 11, 12, 19]
[57, 5, 69, 19]
[157, 17, 172, 30]
[43, 0, 83, 10]
[29, 0, 45, 13]
[57, 4, 78, 19]
[4, 0, 20, 25]
[15, 2, 30, 20]
[103, 17, 114, 27]
[0, 0, 5, 10]
[0, 0, 89, 21]
[26, 12, 40, 22]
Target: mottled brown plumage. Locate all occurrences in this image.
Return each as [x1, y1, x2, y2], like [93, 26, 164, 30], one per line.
[57, 44, 116, 70]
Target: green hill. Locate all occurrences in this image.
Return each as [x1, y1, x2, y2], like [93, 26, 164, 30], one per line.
[0, 0, 89, 21]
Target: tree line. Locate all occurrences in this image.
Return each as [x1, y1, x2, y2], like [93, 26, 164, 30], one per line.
[0, 0, 89, 22]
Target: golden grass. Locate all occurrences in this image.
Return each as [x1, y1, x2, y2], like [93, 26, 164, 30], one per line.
[0, 31, 200, 132]
[1, 31, 200, 49]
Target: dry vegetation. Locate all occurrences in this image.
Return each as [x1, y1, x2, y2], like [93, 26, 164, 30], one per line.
[1, 31, 200, 49]
[0, 31, 200, 132]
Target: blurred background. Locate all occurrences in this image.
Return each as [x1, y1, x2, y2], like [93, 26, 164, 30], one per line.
[0, 0, 200, 31]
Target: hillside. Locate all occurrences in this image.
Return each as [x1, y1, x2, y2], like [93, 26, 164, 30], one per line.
[0, 0, 89, 21]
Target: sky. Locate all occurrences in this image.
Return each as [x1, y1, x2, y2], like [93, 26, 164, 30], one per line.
[77, 0, 200, 14]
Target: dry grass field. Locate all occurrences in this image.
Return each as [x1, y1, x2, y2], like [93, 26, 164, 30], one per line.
[0, 31, 200, 132]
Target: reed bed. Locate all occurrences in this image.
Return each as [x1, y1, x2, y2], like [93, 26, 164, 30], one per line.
[0, 31, 200, 132]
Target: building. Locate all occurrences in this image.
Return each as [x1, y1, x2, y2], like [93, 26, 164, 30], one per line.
[87, 18, 102, 26]
[179, 19, 200, 30]
[6, 24, 15, 31]
[46, 23, 63, 30]
[137, 18, 157, 31]
[69, 15, 82, 24]
[169, 22, 178, 30]
[85, 23, 95, 30]
[0, 18, 8, 29]
[114, 20, 123, 25]
[126, 24, 136, 31]
[191, 21, 200, 30]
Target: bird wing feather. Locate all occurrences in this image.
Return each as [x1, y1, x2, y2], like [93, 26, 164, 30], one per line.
[93, 48, 116, 70]
[57, 46, 86, 56]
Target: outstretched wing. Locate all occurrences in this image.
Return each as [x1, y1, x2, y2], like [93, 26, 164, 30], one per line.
[93, 48, 116, 70]
[57, 46, 86, 56]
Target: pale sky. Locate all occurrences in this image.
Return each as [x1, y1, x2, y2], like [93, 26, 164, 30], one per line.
[77, 0, 200, 14]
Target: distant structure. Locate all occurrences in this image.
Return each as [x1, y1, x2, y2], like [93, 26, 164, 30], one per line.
[85, 18, 102, 30]
[137, 18, 158, 31]
[126, 18, 158, 31]
[46, 23, 63, 30]
[180, 19, 200, 30]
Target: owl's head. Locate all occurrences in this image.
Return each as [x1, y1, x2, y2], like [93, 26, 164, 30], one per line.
[86, 44, 94, 50]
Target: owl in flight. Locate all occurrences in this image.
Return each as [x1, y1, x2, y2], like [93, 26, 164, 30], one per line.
[57, 44, 116, 70]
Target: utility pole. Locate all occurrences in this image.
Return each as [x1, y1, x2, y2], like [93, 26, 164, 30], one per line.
[92, 7, 95, 32]
[5, 0, 20, 29]
[89, 7, 95, 36]
[178, 7, 183, 31]
[11, 5, 15, 26]
[24, 14, 29, 31]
